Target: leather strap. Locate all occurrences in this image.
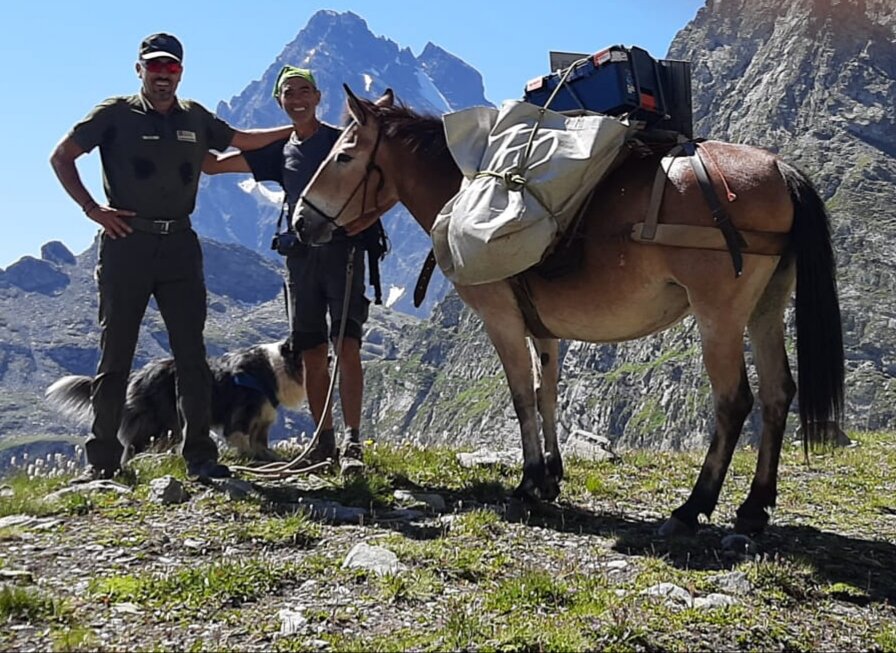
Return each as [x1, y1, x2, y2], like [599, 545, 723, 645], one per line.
[641, 143, 686, 241]
[508, 275, 555, 339]
[631, 223, 788, 255]
[683, 141, 747, 276]
[414, 249, 437, 308]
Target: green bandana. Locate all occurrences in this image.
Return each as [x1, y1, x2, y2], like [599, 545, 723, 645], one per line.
[273, 66, 317, 98]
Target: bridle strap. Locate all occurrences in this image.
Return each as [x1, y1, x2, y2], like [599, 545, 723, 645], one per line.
[299, 122, 386, 226]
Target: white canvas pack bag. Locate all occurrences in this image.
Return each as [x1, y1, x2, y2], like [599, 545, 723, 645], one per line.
[432, 101, 631, 286]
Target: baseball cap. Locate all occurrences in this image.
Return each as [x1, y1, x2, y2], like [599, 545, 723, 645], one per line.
[273, 66, 317, 98]
[139, 33, 184, 62]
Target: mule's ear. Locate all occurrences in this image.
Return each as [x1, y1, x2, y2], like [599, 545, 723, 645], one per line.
[375, 88, 395, 108]
[344, 83, 369, 126]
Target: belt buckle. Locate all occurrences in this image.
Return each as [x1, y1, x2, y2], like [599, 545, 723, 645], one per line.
[155, 220, 172, 235]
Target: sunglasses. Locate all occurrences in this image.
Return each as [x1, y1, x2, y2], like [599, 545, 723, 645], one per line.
[143, 60, 182, 74]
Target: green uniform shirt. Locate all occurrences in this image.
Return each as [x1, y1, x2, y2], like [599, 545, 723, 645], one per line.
[69, 94, 235, 219]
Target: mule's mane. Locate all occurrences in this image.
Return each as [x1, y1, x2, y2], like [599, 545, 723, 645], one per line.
[354, 98, 450, 160]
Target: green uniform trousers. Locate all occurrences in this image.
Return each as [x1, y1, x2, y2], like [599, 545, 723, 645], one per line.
[86, 228, 218, 472]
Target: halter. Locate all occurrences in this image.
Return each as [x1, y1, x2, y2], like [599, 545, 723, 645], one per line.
[298, 121, 386, 229]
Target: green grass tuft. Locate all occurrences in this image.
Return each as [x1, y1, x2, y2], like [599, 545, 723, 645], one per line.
[746, 556, 820, 603]
[231, 513, 322, 547]
[0, 473, 79, 517]
[874, 624, 896, 652]
[446, 508, 501, 538]
[329, 472, 394, 508]
[89, 558, 300, 615]
[0, 585, 69, 623]
[50, 625, 98, 652]
[128, 453, 187, 486]
[375, 568, 443, 604]
[485, 569, 570, 613]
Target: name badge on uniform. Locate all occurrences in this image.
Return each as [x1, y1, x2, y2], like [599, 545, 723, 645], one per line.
[177, 130, 197, 143]
[142, 135, 160, 140]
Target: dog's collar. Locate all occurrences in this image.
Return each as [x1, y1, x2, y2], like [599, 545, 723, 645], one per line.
[232, 372, 279, 409]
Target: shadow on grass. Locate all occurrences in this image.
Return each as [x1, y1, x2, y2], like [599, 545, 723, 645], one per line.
[210, 470, 896, 605]
[501, 497, 896, 605]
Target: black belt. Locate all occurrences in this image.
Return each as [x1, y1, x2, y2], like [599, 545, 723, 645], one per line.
[129, 217, 192, 235]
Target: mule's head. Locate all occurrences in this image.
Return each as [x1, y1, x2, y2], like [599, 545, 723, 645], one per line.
[293, 85, 398, 244]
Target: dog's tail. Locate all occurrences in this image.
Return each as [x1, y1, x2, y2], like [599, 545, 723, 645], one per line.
[45, 376, 94, 425]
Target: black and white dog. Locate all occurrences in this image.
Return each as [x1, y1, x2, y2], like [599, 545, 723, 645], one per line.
[45, 341, 306, 462]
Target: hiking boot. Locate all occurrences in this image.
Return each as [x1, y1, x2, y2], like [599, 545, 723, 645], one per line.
[304, 428, 338, 465]
[339, 429, 365, 476]
[70, 464, 118, 485]
[187, 459, 232, 480]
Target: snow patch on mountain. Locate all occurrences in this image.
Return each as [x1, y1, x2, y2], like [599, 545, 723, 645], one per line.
[238, 178, 284, 208]
[415, 71, 451, 113]
[385, 285, 406, 309]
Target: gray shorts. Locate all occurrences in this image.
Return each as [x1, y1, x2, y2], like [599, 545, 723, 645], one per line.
[285, 240, 369, 351]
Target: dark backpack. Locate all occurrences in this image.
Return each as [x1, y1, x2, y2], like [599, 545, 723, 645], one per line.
[360, 220, 389, 304]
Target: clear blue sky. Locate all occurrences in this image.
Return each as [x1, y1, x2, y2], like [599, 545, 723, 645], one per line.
[1, 0, 704, 268]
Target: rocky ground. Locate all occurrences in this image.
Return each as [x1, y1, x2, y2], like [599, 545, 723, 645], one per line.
[1, 432, 895, 652]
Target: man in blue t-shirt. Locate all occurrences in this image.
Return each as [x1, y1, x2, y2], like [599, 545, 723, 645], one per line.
[204, 67, 379, 472]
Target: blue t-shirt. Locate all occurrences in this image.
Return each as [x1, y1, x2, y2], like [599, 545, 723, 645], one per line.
[243, 123, 341, 220]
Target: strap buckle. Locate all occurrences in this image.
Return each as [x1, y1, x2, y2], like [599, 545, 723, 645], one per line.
[155, 220, 173, 234]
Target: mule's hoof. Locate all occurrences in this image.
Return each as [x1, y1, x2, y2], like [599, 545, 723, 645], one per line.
[544, 452, 564, 483]
[733, 514, 768, 536]
[513, 478, 541, 503]
[721, 533, 758, 556]
[513, 475, 561, 503]
[658, 515, 696, 538]
[540, 477, 562, 502]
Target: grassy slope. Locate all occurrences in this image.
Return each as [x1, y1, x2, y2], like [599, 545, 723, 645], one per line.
[0, 432, 894, 652]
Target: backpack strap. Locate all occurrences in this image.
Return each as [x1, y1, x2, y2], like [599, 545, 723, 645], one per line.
[363, 220, 388, 305]
[368, 246, 383, 305]
[274, 195, 290, 233]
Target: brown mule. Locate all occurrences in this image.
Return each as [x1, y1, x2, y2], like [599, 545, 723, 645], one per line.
[294, 87, 844, 537]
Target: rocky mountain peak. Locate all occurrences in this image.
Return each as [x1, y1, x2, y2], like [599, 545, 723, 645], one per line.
[418, 42, 489, 109]
[669, 0, 896, 199]
[40, 241, 76, 267]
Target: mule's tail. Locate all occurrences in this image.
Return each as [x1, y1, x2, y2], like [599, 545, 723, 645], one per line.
[779, 161, 845, 448]
[45, 376, 94, 425]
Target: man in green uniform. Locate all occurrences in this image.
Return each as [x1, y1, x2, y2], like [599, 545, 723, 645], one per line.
[49, 33, 294, 480]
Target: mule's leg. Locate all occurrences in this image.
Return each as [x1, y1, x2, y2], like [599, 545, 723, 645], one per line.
[459, 285, 556, 501]
[533, 338, 563, 484]
[735, 265, 796, 534]
[660, 328, 754, 537]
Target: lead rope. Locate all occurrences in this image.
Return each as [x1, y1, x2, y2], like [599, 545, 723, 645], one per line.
[231, 246, 356, 479]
